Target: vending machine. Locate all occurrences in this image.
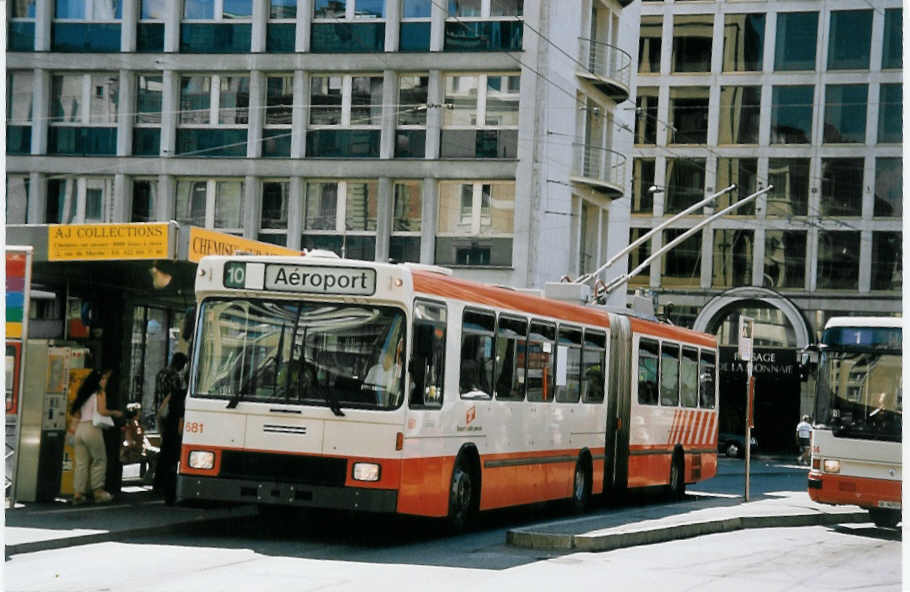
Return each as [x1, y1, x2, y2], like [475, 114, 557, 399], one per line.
[14, 341, 88, 502]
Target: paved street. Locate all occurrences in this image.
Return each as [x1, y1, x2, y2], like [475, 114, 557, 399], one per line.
[4, 458, 902, 592]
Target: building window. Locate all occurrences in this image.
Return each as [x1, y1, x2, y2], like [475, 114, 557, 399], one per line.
[175, 178, 244, 233]
[396, 74, 428, 157]
[665, 158, 705, 214]
[53, 0, 122, 51]
[131, 178, 158, 222]
[133, 73, 162, 156]
[767, 159, 809, 217]
[181, 0, 252, 52]
[715, 158, 756, 215]
[302, 180, 378, 260]
[312, 0, 385, 52]
[391, 180, 422, 262]
[823, 84, 867, 144]
[639, 16, 662, 74]
[308, 74, 382, 157]
[49, 73, 118, 155]
[634, 87, 658, 145]
[820, 159, 863, 216]
[628, 228, 651, 286]
[578, 202, 599, 275]
[46, 177, 113, 223]
[882, 9, 902, 69]
[444, 0, 523, 51]
[817, 231, 859, 290]
[874, 158, 902, 218]
[718, 86, 760, 145]
[177, 74, 249, 157]
[878, 83, 902, 144]
[7, 71, 33, 155]
[315, 0, 383, 18]
[263, 74, 293, 157]
[661, 229, 701, 288]
[764, 231, 805, 290]
[436, 181, 514, 266]
[672, 14, 713, 73]
[871, 232, 902, 291]
[138, 0, 165, 51]
[774, 12, 818, 71]
[7, 175, 30, 224]
[827, 10, 872, 70]
[712, 229, 754, 288]
[400, 0, 431, 51]
[668, 87, 708, 144]
[441, 73, 519, 158]
[722, 13, 764, 72]
[632, 159, 655, 214]
[9, 0, 36, 51]
[258, 179, 289, 245]
[270, 0, 294, 18]
[770, 85, 813, 144]
[184, 0, 251, 19]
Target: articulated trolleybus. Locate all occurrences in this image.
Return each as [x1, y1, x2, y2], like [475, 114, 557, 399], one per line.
[808, 316, 902, 528]
[177, 253, 719, 528]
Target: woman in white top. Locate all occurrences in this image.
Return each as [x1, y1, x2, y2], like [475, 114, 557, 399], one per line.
[68, 369, 123, 505]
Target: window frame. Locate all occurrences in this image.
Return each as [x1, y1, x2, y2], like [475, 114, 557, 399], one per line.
[459, 307, 496, 400]
[442, 72, 520, 130]
[410, 298, 447, 408]
[50, 72, 119, 127]
[309, 73, 384, 129]
[313, 0, 386, 21]
[637, 337, 660, 406]
[174, 177, 245, 233]
[178, 73, 251, 128]
[46, 176, 114, 224]
[493, 314, 528, 401]
[526, 319, 556, 402]
[698, 349, 716, 409]
[183, 0, 252, 21]
[556, 324, 583, 403]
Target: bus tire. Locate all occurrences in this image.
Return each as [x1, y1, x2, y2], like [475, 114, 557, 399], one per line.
[869, 508, 900, 528]
[447, 457, 475, 533]
[668, 451, 685, 501]
[570, 457, 592, 514]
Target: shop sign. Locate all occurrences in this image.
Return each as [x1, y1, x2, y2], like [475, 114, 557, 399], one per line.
[188, 227, 298, 263]
[48, 223, 170, 261]
[720, 347, 798, 377]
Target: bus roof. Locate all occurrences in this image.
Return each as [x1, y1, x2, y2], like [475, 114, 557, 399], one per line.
[824, 316, 903, 329]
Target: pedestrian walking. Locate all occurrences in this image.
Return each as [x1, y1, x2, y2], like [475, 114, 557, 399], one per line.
[67, 369, 123, 505]
[796, 415, 813, 465]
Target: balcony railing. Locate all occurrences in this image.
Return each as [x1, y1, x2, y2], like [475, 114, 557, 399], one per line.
[571, 142, 626, 196]
[577, 37, 631, 100]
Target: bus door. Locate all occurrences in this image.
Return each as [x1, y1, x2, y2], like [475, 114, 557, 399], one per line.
[606, 313, 632, 494]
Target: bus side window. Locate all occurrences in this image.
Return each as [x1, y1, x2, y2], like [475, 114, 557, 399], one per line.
[637, 338, 659, 405]
[410, 301, 447, 408]
[556, 325, 582, 403]
[582, 329, 606, 403]
[494, 315, 527, 401]
[527, 321, 556, 402]
[660, 342, 680, 407]
[460, 309, 495, 399]
[699, 350, 716, 409]
[681, 347, 698, 408]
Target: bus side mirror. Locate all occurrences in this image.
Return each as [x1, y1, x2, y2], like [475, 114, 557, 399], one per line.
[415, 324, 435, 356]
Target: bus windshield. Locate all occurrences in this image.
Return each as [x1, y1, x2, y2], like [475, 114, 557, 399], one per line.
[194, 298, 406, 411]
[815, 350, 902, 442]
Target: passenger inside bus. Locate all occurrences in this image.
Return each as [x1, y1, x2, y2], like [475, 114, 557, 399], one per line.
[362, 340, 403, 406]
[460, 336, 492, 398]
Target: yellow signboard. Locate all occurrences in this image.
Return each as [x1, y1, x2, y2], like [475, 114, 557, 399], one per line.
[48, 223, 171, 261]
[188, 227, 299, 263]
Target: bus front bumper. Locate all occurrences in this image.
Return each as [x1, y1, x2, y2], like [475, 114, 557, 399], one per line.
[176, 475, 399, 513]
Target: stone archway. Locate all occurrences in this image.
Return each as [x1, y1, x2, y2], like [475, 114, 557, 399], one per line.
[692, 287, 811, 349]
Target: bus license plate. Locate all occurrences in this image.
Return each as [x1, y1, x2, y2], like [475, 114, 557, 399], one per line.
[877, 500, 901, 509]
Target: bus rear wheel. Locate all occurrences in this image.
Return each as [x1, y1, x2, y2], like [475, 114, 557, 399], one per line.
[869, 508, 900, 528]
[447, 458, 474, 533]
[570, 459, 591, 514]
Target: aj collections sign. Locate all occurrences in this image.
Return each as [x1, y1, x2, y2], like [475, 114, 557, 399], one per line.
[48, 223, 170, 261]
[720, 347, 798, 378]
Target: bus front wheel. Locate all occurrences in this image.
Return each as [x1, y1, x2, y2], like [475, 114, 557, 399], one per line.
[869, 508, 900, 528]
[570, 458, 591, 514]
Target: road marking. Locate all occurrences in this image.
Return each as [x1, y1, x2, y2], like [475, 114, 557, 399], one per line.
[25, 500, 165, 515]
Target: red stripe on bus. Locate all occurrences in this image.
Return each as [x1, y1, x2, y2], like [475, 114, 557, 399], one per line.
[808, 472, 902, 509]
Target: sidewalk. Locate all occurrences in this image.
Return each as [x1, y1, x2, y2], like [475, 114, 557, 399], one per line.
[4, 482, 257, 558]
[506, 491, 871, 551]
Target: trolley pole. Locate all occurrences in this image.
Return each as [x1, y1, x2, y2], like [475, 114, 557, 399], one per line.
[738, 317, 755, 502]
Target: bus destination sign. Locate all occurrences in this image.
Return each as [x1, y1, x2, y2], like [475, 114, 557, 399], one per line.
[262, 264, 377, 295]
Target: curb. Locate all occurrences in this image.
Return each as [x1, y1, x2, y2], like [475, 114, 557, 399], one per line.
[506, 510, 870, 551]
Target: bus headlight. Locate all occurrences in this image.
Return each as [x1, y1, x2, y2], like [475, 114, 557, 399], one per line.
[188, 450, 215, 470]
[352, 462, 381, 482]
[823, 459, 840, 473]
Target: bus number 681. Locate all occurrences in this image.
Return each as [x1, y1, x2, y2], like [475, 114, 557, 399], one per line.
[185, 422, 204, 434]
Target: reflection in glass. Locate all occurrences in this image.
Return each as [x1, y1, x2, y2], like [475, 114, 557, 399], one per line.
[345, 181, 378, 231]
[393, 181, 422, 231]
[175, 180, 208, 226]
[672, 14, 713, 73]
[715, 158, 756, 215]
[882, 9, 902, 69]
[314, 0, 345, 18]
[661, 229, 701, 287]
[141, 0, 165, 19]
[304, 182, 338, 230]
[310, 76, 343, 125]
[764, 231, 805, 290]
[350, 76, 383, 126]
[817, 231, 860, 289]
[877, 84, 902, 144]
[774, 12, 818, 71]
[628, 228, 651, 287]
[712, 229, 753, 288]
[7, 71, 34, 124]
[398, 76, 428, 126]
[183, 0, 214, 19]
[56, 0, 122, 19]
[214, 180, 243, 228]
[632, 159, 655, 214]
[823, 84, 867, 143]
[444, 75, 479, 127]
[403, 0, 430, 18]
[639, 16, 662, 74]
[767, 159, 809, 217]
[718, 86, 760, 144]
[179, 75, 211, 124]
[713, 306, 797, 348]
[874, 158, 902, 217]
[665, 158, 705, 214]
[827, 10, 872, 70]
[770, 85, 813, 144]
[668, 87, 708, 144]
[635, 87, 658, 145]
[265, 75, 293, 126]
[269, 0, 294, 18]
[260, 180, 289, 229]
[723, 13, 764, 72]
[871, 232, 902, 291]
[136, 74, 162, 124]
[821, 158, 863, 216]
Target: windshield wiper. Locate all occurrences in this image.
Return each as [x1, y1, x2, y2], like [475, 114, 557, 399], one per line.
[226, 390, 244, 409]
[324, 387, 345, 417]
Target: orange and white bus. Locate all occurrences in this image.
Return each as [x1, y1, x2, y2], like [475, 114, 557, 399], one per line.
[177, 253, 718, 528]
[807, 316, 902, 528]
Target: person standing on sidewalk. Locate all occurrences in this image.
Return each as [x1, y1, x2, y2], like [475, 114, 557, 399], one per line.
[153, 352, 188, 504]
[68, 369, 124, 505]
[796, 415, 813, 465]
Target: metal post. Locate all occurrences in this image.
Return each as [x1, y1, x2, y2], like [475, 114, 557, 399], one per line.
[745, 361, 752, 501]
